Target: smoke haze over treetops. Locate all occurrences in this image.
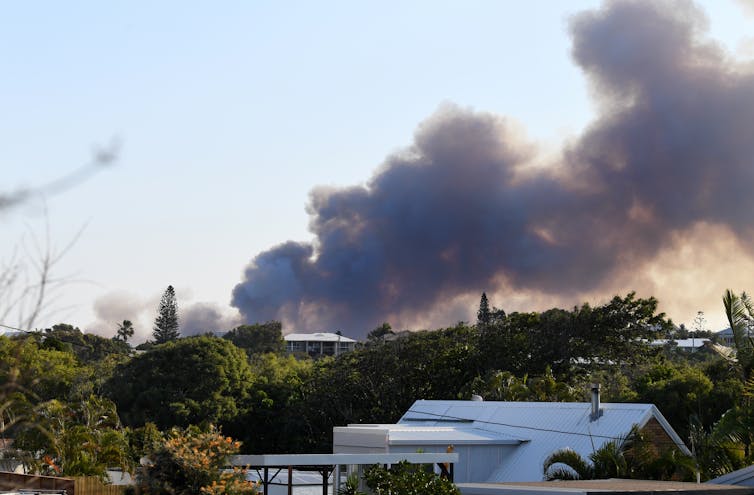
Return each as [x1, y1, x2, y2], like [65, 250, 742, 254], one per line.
[231, 0, 754, 337]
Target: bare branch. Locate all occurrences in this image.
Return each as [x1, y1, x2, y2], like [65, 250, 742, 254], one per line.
[1, 137, 119, 215]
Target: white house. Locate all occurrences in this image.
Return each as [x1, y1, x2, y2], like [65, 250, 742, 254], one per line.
[650, 338, 710, 351]
[284, 332, 356, 357]
[333, 389, 688, 484]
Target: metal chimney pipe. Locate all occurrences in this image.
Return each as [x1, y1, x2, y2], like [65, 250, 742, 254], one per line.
[590, 383, 602, 421]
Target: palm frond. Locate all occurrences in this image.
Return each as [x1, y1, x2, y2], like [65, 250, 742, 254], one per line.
[545, 467, 583, 481]
[590, 440, 627, 478]
[723, 290, 746, 338]
[723, 290, 754, 374]
[544, 448, 593, 480]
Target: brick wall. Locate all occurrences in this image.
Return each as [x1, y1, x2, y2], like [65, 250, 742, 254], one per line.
[641, 417, 682, 451]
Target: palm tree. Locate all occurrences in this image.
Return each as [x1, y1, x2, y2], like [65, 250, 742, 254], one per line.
[688, 416, 740, 480]
[544, 427, 695, 481]
[544, 447, 599, 480]
[116, 320, 134, 342]
[712, 375, 754, 462]
[544, 440, 627, 480]
[722, 290, 754, 377]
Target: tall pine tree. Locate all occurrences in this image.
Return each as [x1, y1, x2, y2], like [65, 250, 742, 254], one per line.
[477, 292, 491, 326]
[153, 285, 179, 343]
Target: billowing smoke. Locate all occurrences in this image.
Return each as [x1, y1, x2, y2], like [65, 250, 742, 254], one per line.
[181, 302, 242, 337]
[232, 0, 754, 337]
[88, 289, 241, 342]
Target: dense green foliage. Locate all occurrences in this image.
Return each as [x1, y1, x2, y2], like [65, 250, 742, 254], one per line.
[105, 336, 252, 429]
[479, 293, 668, 376]
[37, 323, 131, 365]
[4, 290, 754, 488]
[223, 352, 312, 454]
[222, 321, 284, 356]
[13, 396, 132, 480]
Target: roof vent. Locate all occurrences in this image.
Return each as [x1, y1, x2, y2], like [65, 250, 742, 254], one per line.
[590, 383, 603, 421]
[470, 394, 484, 402]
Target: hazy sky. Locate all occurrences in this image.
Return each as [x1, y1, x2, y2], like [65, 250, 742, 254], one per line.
[2, 0, 754, 341]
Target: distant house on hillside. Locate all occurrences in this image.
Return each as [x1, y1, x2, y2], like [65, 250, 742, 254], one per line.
[718, 328, 736, 346]
[284, 332, 356, 358]
[650, 338, 710, 352]
[716, 327, 754, 347]
[333, 387, 688, 484]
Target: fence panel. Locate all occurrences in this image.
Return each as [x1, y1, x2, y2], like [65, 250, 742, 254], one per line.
[73, 476, 128, 495]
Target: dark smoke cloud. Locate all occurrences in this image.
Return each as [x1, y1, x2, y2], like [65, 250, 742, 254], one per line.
[232, 0, 754, 337]
[181, 302, 242, 337]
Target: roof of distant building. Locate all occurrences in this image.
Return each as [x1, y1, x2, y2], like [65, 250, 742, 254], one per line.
[284, 332, 357, 343]
[650, 338, 710, 348]
[717, 328, 754, 340]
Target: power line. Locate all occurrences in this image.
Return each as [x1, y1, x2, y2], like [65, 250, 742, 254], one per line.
[0, 322, 35, 334]
[404, 408, 689, 450]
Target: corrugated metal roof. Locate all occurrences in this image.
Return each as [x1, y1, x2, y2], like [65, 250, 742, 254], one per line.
[708, 464, 754, 486]
[397, 400, 688, 482]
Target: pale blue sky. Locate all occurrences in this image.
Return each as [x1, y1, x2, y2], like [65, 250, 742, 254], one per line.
[2, 1, 752, 340]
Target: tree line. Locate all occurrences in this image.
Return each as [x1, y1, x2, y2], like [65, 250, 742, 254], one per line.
[0, 290, 752, 489]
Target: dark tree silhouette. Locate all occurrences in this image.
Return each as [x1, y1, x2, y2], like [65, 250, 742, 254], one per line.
[153, 286, 179, 344]
[477, 292, 491, 326]
[116, 320, 135, 342]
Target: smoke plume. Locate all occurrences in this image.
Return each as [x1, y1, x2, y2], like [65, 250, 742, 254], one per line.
[88, 289, 241, 342]
[232, 0, 754, 337]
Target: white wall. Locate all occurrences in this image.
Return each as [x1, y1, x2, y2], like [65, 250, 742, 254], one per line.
[387, 444, 518, 483]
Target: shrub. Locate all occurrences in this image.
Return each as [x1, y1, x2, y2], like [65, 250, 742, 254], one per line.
[363, 461, 460, 495]
[137, 425, 257, 495]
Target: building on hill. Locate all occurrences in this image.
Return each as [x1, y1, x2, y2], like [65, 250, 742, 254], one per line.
[716, 327, 754, 347]
[718, 328, 735, 346]
[333, 386, 689, 484]
[284, 332, 356, 357]
[650, 338, 711, 352]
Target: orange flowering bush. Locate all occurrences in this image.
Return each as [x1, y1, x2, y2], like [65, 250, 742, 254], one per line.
[138, 425, 257, 495]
